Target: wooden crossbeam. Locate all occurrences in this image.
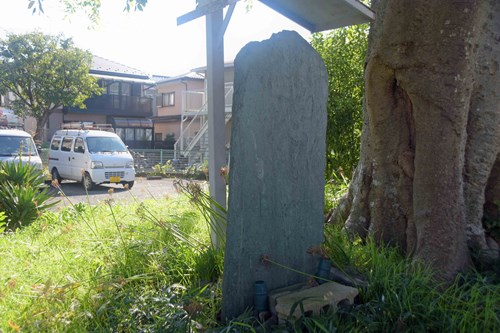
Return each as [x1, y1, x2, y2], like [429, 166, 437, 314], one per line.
[177, 0, 240, 26]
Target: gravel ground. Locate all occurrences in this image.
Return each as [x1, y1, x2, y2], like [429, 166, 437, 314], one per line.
[47, 177, 188, 209]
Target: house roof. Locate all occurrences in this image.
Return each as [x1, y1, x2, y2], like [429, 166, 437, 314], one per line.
[91, 55, 151, 80]
[260, 0, 375, 32]
[191, 61, 234, 74]
[152, 75, 171, 82]
[155, 72, 205, 84]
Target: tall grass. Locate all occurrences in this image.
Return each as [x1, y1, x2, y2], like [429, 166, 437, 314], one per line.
[0, 191, 220, 332]
[0, 182, 498, 332]
[291, 224, 500, 333]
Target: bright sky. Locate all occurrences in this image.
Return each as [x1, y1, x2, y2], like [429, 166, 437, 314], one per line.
[0, 0, 311, 76]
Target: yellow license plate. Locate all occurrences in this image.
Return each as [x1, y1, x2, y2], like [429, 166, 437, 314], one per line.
[110, 176, 121, 183]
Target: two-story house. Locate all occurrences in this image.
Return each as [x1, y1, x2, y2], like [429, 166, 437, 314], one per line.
[39, 56, 155, 149]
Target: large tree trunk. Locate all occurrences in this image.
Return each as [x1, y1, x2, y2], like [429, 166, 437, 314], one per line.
[34, 110, 51, 142]
[344, 0, 499, 281]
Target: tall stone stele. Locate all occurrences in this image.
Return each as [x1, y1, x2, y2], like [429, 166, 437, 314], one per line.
[222, 30, 329, 320]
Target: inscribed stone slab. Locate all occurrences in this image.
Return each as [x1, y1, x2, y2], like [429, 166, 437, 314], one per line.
[222, 30, 329, 320]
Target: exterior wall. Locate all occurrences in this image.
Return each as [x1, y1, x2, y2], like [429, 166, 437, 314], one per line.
[156, 79, 204, 117]
[154, 78, 204, 147]
[39, 110, 106, 143]
[63, 113, 107, 123]
[155, 123, 180, 140]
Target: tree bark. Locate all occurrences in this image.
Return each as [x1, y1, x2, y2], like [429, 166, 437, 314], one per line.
[344, 0, 500, 281]
[34, 109, 52, 142]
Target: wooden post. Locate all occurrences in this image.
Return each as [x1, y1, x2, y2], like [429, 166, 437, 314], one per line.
[206, 7, 227, 248]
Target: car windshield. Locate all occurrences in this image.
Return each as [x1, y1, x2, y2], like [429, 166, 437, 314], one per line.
[0, 136, 38, 156]
[86, 137, 128, 153]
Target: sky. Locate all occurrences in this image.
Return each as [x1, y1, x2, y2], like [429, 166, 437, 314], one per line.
[0, 0, 311, 76]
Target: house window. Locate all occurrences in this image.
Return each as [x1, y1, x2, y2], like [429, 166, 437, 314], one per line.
[125, 128, 135, 141]
[108, 82, 120, 95]
[135, 128, 146, 142]
[155, 133, 162, 141]
[121, 83, 131, 96]
[115, 128, 125, 141]
[162, 92, 175, 106]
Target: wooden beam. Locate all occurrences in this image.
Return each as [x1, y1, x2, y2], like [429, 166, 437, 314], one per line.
[177, 0, 240, 26]
[206, 7, 227, 248]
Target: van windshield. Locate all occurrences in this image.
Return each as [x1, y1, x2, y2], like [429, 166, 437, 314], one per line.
[86, 137, 128, 153]
[0, 136, 38, 156]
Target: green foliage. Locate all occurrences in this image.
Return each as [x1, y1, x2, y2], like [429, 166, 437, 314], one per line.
[0, 211, 6, 233]
[174, 180, 227, 249]
[150, 160, 174, 176]
[0, 195, 213, 332]
[0, 192, 499, 332]
[31, 0, 149, 24]
[324, 170, 349, 213]
[311, 25, 368, 180]
[0, 32, 102, 139]
[0, 161, 56, 231]
[0, 158, 46, 187]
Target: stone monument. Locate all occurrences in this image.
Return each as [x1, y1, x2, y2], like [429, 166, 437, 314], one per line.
[222, 30, 329, 320]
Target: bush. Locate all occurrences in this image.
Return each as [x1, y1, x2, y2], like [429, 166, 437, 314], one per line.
[0, 161, 56, 231]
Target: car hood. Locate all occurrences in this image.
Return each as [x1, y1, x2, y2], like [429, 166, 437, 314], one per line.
[91, 152, 133, 167]
[0, 155, 43, 169]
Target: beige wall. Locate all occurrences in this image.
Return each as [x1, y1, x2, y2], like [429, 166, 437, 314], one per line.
[156, 79, 204, 117]
[155, 123, 180, 140]
[155, 78, 204, 143]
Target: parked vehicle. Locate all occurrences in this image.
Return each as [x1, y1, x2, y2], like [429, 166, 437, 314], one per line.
[0, 128, 43, 169]
[48, 124, 135, 190]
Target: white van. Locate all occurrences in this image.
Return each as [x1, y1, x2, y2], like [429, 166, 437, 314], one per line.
[0, 128, 43, 169]
[48, 125, 135, 190]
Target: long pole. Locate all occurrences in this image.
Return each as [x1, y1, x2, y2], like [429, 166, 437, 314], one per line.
[206, 7, 226, 248]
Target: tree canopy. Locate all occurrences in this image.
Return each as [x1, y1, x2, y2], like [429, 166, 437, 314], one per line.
[30, 0, 149, 23]
[0, 32, 101, 140]
[311, 25, 368, 180]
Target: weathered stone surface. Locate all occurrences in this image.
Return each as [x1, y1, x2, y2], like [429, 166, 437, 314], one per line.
[274, 281, 358, 320]
[221, 30, 328, 320]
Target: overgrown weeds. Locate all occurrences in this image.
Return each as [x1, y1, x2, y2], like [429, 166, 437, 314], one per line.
[0, 183, 498, 332]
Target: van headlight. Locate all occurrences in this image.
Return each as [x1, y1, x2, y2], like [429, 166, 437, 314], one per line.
[126, 161, 135, 169]
[91, 161, 104, 169]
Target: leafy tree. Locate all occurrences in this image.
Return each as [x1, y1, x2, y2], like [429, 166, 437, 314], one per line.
[30, 0, 149, 23]
[0, 32, 101, 140]
[311, 25, 368, 180]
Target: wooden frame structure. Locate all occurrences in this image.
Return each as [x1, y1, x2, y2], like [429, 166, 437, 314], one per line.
[178, 0, 375, 247]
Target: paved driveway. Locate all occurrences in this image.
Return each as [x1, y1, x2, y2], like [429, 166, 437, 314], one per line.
[48, 177, 184, 209]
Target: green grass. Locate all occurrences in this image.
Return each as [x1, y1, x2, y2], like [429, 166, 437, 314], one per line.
[0, 186, 498, 332]
[0, 192, 221, 332]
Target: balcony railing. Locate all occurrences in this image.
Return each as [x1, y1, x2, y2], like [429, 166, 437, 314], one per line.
[66, 95, 153, 117]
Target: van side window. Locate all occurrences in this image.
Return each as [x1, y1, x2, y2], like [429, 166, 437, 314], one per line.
[50, 138, 61, 150]
[74, 138, 85, 154]
[61, 137, 73, 152]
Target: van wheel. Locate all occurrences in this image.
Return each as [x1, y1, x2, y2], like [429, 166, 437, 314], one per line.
[51, 168, 62, 185]
[83, 172, 95, 191]
[124, 181, 134, 190]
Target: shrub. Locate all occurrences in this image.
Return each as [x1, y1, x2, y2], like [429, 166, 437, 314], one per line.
[0, 160, 56, 231]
